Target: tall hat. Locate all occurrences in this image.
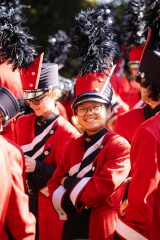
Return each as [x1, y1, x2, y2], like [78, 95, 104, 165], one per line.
[128, 46, 144, 69]
[136, 0, 160, 100]
[70, 6, 118, 109]
[0, 86, 20, 126]
[20, 53, 59, 99]
[137, 29, 159, 82]
[122, 0, 146, 68]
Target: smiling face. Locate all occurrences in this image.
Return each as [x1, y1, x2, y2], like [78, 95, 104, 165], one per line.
[76, 101, 108, 135]
[26, 92, 56, 118]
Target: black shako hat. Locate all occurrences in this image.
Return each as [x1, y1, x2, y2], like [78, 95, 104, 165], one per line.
[138, 28, 160, 83]
[137, 0, 160, 83]
[0, 86, 20, 126]
[20, 53, 59, 99]
[70, 5, 118, 109]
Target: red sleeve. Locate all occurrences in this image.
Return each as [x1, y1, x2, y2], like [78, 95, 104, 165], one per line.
[123, 128, 159, 236]
[116, 126, 160, 239]
[75, 136, 130, 207]
[114, 114, 128, 140]
[6, 144, 36, 240]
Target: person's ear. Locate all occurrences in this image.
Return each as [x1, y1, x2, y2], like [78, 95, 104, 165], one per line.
[51, 89, 61, 100]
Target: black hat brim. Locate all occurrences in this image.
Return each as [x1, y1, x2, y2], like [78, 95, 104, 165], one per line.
[72, 93, 110, 109]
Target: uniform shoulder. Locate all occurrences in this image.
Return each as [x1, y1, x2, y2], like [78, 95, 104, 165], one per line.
[56, 115, 80, 135]
[0, 135, 23, 157]
[61, 134, 84, 154]
[134, 113, 160, 139]
[107, 131, 130, 148]
[16, 113, 35, 125]
[117, 107, 144, 121]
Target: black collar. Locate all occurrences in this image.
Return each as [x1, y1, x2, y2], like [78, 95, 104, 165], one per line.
[36, 113, 58, 126]
[144, 104, 160, 119]
[84, 128, 108, 151]
[35, 113, 59, 136]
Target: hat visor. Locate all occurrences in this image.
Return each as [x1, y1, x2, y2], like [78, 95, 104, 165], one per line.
[0, 87, 20, 121]
[23, 90, 45, 100]
[128, 61, 140, 69]
[72, 93, 109, 109]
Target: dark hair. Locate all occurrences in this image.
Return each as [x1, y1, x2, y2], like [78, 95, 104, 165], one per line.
[136, 72, 160, 101]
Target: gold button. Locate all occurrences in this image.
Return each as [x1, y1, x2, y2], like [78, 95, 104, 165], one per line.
[50, 130, 54, 134]
[92, 166, 95, 171]
[95, 144, 100, 149]
[29, 83, 33, 87]
[44, 150, 49, 156]
[84, 206, 89, 210]
[31, 72, 36, 76]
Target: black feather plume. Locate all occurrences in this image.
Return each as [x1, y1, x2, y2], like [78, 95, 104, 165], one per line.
[69, 6, 118, 76]
[0, 8, 36, 70]
[143, 0, 160, 50]
[0, 0, 30, 15]
[122, 0, 146, 50]
[144, 0, 160, 30]
[45, 30, 70, 65]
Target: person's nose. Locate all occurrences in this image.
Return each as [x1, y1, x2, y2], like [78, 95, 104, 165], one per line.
[86, 107, 93, 115]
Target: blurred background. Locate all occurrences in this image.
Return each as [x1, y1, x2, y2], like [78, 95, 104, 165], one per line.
[20, 0, 129, 77]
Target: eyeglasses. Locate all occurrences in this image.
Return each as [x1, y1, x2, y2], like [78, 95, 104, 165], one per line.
[77, 104, 103, 117]
[25, 92, 49, 106]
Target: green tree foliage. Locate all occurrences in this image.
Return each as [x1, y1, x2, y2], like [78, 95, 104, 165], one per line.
[20, 0, 98, 77]
[20, 0, 128, 77]
[21, 0, 97, 49]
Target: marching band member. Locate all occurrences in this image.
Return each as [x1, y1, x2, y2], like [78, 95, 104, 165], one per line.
[114, 5, 160, 236]
[48, 6, 131, 240]
[15, 53, 79, 240]
[0, 86, 35, 240]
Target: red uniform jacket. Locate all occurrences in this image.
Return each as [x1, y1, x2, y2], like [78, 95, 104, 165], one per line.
[0, 62, 23, 141]
[61, 99, 74, 123]
[56, 101, 69, 120]
[0, 136, 35, 240]
[1, 119, 17, 142]
[115, 107, 145, 143]
[48, 130, 131, 240]
[115, 113, 160, 240]
[110, 74, 141, 109]
[0, 62, 23, 98]
[15, 113, 79, 240]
